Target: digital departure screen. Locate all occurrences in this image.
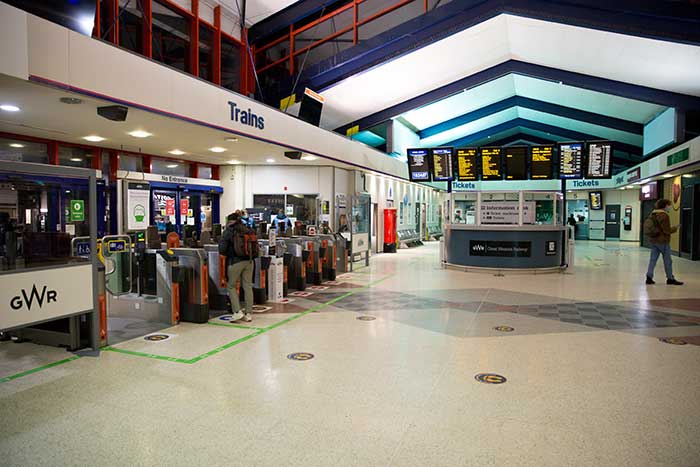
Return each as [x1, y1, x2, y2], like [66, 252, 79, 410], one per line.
[530, 145, 554, 179]
[431, 147, 454, 181]
[407, 148, 431, 181]
[480, 147, 503, 180]
[504, 147, 528, 180]
[558, 142, 584, 179]
[586, 142, 613, 179]
[455, 148, 478, 181]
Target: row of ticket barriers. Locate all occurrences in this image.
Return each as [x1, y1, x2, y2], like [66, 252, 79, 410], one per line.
[93, 231, 350, 346]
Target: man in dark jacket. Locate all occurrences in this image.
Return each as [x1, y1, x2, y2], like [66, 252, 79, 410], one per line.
[646, 199, 683, 285]
[219, 213, 254, 321]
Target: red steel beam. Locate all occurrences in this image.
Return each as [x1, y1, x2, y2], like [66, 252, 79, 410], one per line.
[213, 6, 222, 85]
[190, 0, 199, 76]
[143, 0, 153, 57]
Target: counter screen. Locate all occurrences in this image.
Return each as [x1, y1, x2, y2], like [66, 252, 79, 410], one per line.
[504, 147, 528, 180]
[586, 142, 613, 179]
[431, 147, 454, 181]
[558, 142, 584, 179]
[456, 148, 478, 181]
[480, 147, 503, 180]
[407, 148, 431, 181]
[530, 145, 554, 179]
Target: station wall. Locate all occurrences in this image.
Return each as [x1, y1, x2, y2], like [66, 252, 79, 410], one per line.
[568, 189, 641, 242]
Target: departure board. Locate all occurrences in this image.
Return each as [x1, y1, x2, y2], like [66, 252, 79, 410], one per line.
[407, 148, 431, 181]
[431, 147, 454, 181]
[504, 147, 528, 180]
[480, 147, 503, 180]
[558, 142, 584, 179]
[530, 145, 554, 179]
[586, 142, 613, 179]
[456, 148, 478, 181]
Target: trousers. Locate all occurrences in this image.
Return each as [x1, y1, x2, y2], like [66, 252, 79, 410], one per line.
[226, 260, 254, 315]
[647, 243, 674, 281]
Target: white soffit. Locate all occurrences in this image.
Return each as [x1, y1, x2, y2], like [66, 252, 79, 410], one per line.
[314, 14, 700, 130]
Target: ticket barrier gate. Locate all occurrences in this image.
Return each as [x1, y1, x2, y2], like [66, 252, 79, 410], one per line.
[282, 238, 309, 291]
[253, 250, 273, 304]
[317, 234, 338, 281]
[170, 248, 209, 323]
[336, 233, 350, 274]
[303, 237, 323, 285]
[203, 244, 229, 311]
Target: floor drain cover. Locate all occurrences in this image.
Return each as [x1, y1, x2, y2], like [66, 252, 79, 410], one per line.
[475, 373, 507, 384]
[287, 352, 314, 361]
[659, 337, 688, 345]
[357, 316, 376, 321]
[494, 326, 514, 332]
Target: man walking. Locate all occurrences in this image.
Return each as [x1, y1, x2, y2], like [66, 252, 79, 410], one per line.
[219, 212, 256, 321]
[645, 199, 683, 285]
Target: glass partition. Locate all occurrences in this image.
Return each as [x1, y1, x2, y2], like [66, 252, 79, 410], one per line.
[453, 192, 477, 224]
[449, 191, 563, 227]
[481, 192, 519, 225]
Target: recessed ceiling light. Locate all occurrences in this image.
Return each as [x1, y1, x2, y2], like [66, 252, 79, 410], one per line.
[60, 97, 82, 105]
[70, 158, 83, 162]
[129, 130, 152, 138]
[663, 174, 674, 178]
[227, 160, 241, 165]
[209, 146, 226, 153]
[301, 155, 318, 161]
[683, 174, 693, 178]
[166, 164, 178, 168]
[83, 135, 105, 142]
[266, 158, 276, 163]
[225, 137, 239, 142]
[9, 143, 24, 148]
[0, 104, 20, 112]
[168, 149, 185, 156]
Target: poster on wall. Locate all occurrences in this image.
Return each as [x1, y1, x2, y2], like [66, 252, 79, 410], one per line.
[180, 198, 189, 216]
[126, 182, 150, 231]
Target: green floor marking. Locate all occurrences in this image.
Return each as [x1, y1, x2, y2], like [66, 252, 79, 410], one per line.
[186, 330, 263, 364]
[0, 355, 81, 384]
[207, 322, 265, 331]
[102, 346, 192, 364]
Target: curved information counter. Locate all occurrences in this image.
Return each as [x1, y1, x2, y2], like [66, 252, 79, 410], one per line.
[443, 190, 566, 271]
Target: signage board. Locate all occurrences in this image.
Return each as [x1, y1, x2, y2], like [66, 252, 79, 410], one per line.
[431, 147, 454, 181]
[480, 147, 503, 181]
[558, 142, 584, 179]
[180, 198, 189, 216]
[640, 181, 658, 201]
[70, 200, 85, 222]
[589, 191, 603, 210]
[666, 148, 689, 167]
[126, 182, 151, 231]
[165, 199, 175, 216]
[530, 145, 554, 180]
[455, 148, 478, 181]
[504, 147, 528, 180]
[469, 240, 531, 257]
[407, 148, 431, 181]
[480, 201, 535, 224]
[586, 142, 613, 179]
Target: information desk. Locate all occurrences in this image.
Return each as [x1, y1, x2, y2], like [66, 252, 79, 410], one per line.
[444, 190, 566, 271]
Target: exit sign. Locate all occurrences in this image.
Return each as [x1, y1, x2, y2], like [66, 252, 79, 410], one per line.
[667, 148, 689, 167]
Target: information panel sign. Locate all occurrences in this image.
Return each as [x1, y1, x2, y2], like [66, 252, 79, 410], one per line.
[480, 147, 503, 180]
[456, 148, 478, 181]
[407, 148, 431, 181]
[504, 147, 528, 180]
[431, 147, 454, 181]
[558, 142, 584, 179]
[530, 145, 554, 180]
[126, 182, 150, 231]
[586, 142, 613, 179]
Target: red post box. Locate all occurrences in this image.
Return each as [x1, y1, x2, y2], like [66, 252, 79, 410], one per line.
[383, 208, 398, 253]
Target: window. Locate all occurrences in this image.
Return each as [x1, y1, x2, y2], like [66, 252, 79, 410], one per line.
[152, 1, 191, 73]
[59, 146, 93, 168]
[118, 154, 143, 172]
[221, 36, 241, 92]
[199, 23, 214, 82]
[253, 194, 318, 223]
[197, 165, 213, 179]
[119, 0, 144, 54]
[0, 138, 48, 164]
[151, 158, 190, 176]
[453, 193, 477, 225]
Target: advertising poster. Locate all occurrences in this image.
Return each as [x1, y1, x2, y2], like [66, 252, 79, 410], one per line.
[180, 199, 189, 216]
[165, 199, 175, 216]
[126, 183, 150, 231]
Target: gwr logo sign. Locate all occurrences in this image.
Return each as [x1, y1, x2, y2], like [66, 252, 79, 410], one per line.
[10, 285, 58, 311]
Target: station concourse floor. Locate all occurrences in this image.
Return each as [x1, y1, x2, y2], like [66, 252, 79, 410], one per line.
[1, 241, 700, 466]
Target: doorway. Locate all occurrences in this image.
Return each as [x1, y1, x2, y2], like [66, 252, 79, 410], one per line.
[605, 204, 621, 239]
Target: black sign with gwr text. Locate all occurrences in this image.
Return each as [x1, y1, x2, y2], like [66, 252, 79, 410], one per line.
[469, 240, 531, 257]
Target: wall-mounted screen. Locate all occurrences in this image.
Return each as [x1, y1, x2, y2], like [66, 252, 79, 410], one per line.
[455, 148, 478, 181]
[504, 147, 528, 180]
[589, 191, 603, 210]
[640, 181, 659, 201]
[407, 148, 431, 181]
[480, 147, 503, 180]
[530, 145, 554, 180]
[431, 147, 454, 181]
[586, 142, 613, 179]
[558, 142, 584, 179]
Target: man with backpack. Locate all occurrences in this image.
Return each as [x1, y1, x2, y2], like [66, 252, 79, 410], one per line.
[219, 212, 259, 322]
[644, 199, 683, 285]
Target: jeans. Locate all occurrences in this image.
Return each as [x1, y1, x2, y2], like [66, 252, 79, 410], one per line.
[227, 260, 254, 315]
[647, 243, 674, 281]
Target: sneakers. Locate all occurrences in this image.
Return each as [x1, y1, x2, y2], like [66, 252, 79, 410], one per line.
[242, 313, 253, 322]
[230, 311, 244, 321]
[646, 276, 655, 285]
[667, 279, 684, 286]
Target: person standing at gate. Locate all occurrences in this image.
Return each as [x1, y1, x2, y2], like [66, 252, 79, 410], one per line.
[644, 199, 683, 285]
[219, 212, 257, 321]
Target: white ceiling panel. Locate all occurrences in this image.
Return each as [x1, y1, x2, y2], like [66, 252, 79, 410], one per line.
[420, 108, 518, 147]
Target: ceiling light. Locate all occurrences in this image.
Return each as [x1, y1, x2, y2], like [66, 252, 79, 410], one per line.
[301, 155, 318, 161]
[60, 97, 82, 105]
[83, 135, 105, 142]
[227, 160, 241, 165]
[166, 164, 178, 168]
[70, 158, 83, 162]
[0, 104, 20, 112]
[662, 174, 674, 178]
[225, 137, 239, 142]
[129, 130, 152, 138]
[209, 146, 226, 153]
[168, 149, 185, 156]
[683, 174, 693, 178]
[9, 143, 24, 148]
[266, 158, 276, 163]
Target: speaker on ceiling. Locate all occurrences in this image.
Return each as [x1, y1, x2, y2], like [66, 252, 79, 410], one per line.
[97, 105, 129, 122]
[284, 151, 302, 160]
